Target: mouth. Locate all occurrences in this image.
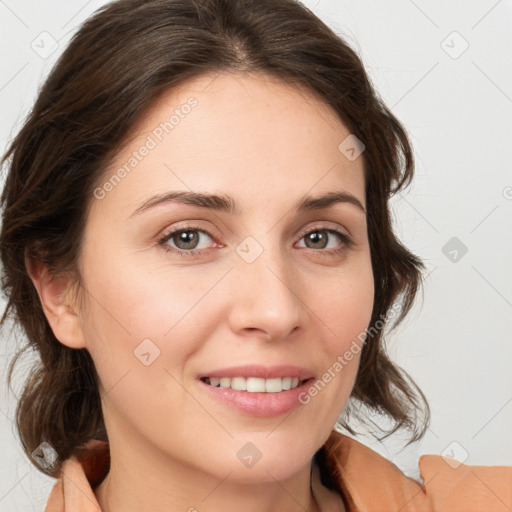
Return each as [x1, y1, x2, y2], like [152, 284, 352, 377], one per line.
[200, 376, 306, 393]
[197, 365, 315, 417]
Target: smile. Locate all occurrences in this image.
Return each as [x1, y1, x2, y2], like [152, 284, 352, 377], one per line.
[201, 376, 303, 392]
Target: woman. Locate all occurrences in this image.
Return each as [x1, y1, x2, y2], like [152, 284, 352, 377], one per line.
[1, 0, 510, 510]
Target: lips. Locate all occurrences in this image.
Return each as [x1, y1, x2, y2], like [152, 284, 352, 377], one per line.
[197, 365, 315, 417]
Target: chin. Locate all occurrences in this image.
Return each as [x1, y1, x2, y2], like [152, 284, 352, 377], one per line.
[227, 430, 323, 482]
[223, 456, 313, 485]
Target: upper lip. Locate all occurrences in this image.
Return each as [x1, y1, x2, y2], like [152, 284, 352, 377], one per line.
[199, 365, 315, 381]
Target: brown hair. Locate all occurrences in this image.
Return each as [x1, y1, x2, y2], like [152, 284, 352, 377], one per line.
[1, 0, 429, 478]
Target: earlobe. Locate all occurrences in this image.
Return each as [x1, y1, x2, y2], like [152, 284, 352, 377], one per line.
[25, 255, 87, 350]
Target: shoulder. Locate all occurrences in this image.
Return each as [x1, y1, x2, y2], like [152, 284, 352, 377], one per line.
[320, 429, 512, 511]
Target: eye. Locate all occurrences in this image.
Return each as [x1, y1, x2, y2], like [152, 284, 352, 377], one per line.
[158, 225, 218, 257]
[157, 224, 353, 258]
[296, 226, 353, 255]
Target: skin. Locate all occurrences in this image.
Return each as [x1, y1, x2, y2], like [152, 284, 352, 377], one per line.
[28, 71, 374, 512]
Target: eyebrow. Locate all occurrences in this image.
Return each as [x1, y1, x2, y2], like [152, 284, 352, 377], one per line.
[129, 190, 366, 219]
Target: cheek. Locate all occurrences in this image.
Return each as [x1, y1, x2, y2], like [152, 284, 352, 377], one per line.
[82, 237, 207, 328]
[78, 246, 234, 403]
[322, 260, 375, 346]
[77, 255, 193, 388]
[313, 261, 374, 394]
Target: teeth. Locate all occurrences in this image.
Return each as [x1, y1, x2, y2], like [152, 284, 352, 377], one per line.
[219, 377, 231, 388]
[203, 376, 303, 392]
[281, 377, 292, 390]
[247, 377, 265, 392]
[265, 378, 282, 393]
[231, 377, 247, 391]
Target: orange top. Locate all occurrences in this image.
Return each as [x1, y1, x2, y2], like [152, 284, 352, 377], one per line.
[44, 430, 512, 511]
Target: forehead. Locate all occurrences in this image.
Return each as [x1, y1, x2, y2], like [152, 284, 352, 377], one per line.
[91, 71, 365, 218]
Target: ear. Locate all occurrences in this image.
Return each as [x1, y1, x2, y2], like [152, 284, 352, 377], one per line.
[25, 255, 87, 349]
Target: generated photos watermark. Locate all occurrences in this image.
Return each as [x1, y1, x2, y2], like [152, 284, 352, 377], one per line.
[93, 97, 198, 200]
[298, 301, 401, 405]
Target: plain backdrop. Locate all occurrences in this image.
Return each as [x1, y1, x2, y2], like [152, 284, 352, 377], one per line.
[1, 0, 511, 510]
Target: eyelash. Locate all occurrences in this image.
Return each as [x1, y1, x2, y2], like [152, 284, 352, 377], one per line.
[157, 224, 353, 258]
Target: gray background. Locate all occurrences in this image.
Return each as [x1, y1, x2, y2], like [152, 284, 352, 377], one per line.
[1, 0, 511, 510]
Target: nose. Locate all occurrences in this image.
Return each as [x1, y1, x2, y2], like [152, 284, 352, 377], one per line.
[226, 244, 306, 341]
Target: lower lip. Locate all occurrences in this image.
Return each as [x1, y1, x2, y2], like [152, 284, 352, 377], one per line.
[199, 379, 313, 418]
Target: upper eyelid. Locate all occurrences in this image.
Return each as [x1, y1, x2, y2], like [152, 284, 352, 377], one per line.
[296, 222, 350, 238]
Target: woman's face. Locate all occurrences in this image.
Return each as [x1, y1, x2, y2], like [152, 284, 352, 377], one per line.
[74, 71, 374, 483]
